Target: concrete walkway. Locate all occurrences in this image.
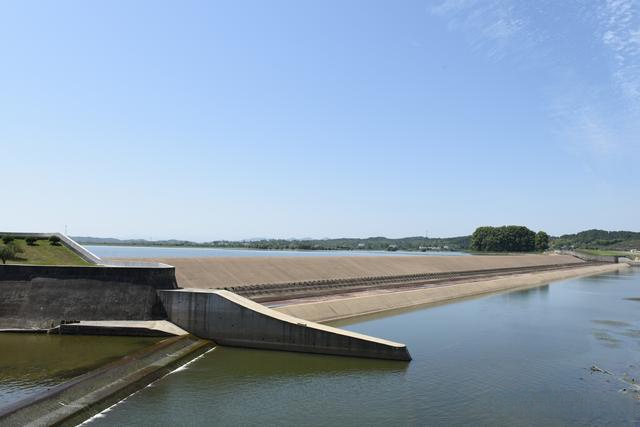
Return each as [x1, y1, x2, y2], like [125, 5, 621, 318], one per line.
[58, 320, 188, 337]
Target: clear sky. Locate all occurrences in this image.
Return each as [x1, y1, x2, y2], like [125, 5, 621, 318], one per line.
[1, 1, 638, 241]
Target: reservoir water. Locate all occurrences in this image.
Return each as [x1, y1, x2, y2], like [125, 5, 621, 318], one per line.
[86, 268, 640, 426]
[0, 246, 462, 415]
[85, 245, 467, 259]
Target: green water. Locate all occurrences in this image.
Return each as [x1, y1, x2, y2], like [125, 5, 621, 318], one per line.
[0, 334, 159, 408]
[86, 269, 640, 426]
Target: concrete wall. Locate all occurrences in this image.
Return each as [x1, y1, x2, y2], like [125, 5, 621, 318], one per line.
[158, 289, 411, 361]
[0, 265, 177, 329]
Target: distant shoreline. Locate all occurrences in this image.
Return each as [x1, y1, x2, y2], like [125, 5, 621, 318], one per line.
[83, 242, 462, 254]
[72, 229, 640, 253]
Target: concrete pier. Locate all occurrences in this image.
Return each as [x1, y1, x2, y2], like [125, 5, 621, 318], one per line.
[158, 289, 411, 361]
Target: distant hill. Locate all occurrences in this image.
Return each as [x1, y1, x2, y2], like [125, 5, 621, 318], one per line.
[551, 229, 640, 251]
[73, 235, 471, 251]
[73, 236, 197, 246]
[74, 229, 640, 252]
[209, 236, 471, 252]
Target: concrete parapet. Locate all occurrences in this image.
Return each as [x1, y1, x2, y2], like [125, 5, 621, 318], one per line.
[158, 289, 411, 361]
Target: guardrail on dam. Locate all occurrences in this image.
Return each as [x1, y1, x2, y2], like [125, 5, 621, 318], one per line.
[158, 289, 412, 361]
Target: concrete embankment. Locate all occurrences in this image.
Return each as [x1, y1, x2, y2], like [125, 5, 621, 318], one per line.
[275, 263, 628, 323]
[158, 289, 411, 361]
[0, 335, 213, 427]
[136, 254, 583, 289]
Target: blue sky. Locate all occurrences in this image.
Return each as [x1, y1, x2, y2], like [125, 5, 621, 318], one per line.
[1, 1, 638, 240]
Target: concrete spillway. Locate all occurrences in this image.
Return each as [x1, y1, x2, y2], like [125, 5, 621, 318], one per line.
[158, 289, 411, 361]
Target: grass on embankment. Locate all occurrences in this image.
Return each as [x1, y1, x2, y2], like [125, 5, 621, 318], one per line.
[578, 249, 639, 259]
[3, 239, 92, 266]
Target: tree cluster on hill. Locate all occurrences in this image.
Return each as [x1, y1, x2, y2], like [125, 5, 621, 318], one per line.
[470, 226, 549, 252]
[551, 229, 640, 250]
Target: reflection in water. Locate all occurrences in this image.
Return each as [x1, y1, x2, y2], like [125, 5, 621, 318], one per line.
[201, 346, 408, 378]
[88, 270, 640, 427]
[592, 320, 632, 328]
[0, 334, 159, 408]
[502, 284, 550, 299]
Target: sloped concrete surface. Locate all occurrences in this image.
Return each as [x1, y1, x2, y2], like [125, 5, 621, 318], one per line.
[275, 263, 629, 322]
[0, 336, 213, 427]
[141, 254, 583, 289]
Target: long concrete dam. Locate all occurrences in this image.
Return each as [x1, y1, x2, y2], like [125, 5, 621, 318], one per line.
[129, 254, 588, 303]
[2, 240, 620, 363]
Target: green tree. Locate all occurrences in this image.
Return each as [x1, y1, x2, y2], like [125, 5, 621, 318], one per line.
[535, 231, 550, 251]
[26, 237, 38, 246]
[0, 244, 16, 264]
[49, 235, 62, 246]
[470, 225, 536, 252]
[1, 236, 14, 244]
[470, 226, 492, 251]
